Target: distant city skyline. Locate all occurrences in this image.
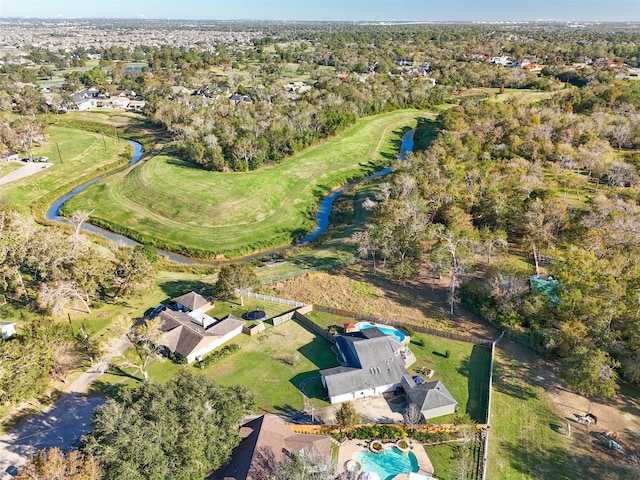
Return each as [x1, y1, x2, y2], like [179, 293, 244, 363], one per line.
[1, 0, 639, 22]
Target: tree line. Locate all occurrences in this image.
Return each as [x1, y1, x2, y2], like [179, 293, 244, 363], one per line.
[355, 80, 640, 397]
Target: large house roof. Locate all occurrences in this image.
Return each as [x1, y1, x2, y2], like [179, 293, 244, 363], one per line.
[403, 377, 458, 416]
[209, 415, 332, 480]
[172, 290, 212, 311]
[157, 310, 243, 359]
[321, 328, 408, 398]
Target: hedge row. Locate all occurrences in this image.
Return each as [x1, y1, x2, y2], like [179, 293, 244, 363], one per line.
[196, 344, 240, 369]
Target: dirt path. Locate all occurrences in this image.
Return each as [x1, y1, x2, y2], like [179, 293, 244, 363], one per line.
[0, 162, 53, 187]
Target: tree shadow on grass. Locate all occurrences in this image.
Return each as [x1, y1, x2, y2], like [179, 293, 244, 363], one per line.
[491, 357, 538, 402]
[497, 438, 583, 480]
[158, 279, 212, 300]
[458, 345, 492, 423]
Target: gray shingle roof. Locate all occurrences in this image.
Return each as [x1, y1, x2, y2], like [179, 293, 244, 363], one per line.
[320, 328, 408, 398]
[406, 380, 457, 414]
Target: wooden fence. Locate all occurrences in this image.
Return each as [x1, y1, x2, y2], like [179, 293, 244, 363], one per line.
[293, 311, 336, 344]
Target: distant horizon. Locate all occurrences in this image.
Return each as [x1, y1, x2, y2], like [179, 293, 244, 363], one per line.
[1, 1, 639, 23]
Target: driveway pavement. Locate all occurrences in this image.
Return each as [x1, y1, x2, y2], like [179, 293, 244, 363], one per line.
[0, 338, 130, 478]
[0, 394, 105, 479]
[0, 162, 53, 187]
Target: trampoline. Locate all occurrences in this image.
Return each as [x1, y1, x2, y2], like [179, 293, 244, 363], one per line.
[246, 309, 267, 322]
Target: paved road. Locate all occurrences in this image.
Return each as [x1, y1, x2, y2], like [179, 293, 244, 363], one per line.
[0, 162, 53, 187]
[0, 394, 105, 479]
[0, 338, 130, 478]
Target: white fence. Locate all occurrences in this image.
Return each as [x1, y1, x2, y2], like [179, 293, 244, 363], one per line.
[245, 291, 308, 308]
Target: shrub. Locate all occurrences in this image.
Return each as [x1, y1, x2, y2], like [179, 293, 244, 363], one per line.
[403, 325, 416, 337]
[445, 350, 451, 358]
[196, 344, 240, 369]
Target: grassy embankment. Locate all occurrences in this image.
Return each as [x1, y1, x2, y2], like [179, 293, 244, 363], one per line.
[0, 122, 132, 218]
[63, 109, 432, 259]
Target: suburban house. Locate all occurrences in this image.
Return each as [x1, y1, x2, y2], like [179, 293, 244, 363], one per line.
[71, 88, 99, 110]
[210, 414, 333, 480]
[1, 150, 19, 162]
[172, 290, 214, 312]
[157, 310, 244, 364]
[0, 321, 17, 340]
[320, 328, 457, 420]
[320, 328, 415, 404]
[401, 376, 458, 420]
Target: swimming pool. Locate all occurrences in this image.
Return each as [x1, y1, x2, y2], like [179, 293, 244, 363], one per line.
[354, 446, 419, 480]
[355, 322, 407, 343]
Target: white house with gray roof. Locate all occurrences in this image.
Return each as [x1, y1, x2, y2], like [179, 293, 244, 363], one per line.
[320, 328, 415, 404]
[401, 375, 458, 420]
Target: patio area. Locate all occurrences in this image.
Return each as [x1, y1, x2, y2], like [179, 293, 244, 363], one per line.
[337, 439, 435, 479]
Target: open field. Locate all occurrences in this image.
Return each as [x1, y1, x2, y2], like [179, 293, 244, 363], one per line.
[0, 124, 131, 215]
[64, 109, 432, 258]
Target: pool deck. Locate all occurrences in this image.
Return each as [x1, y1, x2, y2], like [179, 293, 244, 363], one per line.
[337, 439, 435, 478]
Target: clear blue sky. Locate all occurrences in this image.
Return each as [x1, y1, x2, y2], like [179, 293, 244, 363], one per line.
[1, 0, 638, 22]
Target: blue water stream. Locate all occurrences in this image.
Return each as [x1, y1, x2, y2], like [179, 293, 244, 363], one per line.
[46, 129, 415, 264]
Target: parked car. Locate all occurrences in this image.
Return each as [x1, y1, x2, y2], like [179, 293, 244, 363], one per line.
[21, 157, 31, 162]
[34, 156, 49, 162]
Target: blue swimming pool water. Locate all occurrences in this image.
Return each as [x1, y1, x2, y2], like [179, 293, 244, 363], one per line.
[355, 322, 406, 343]
[354, 447, 419, 480]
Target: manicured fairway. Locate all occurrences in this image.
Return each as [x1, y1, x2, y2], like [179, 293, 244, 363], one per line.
[0, 125, 130, 215]
[65, 109, 432, 258]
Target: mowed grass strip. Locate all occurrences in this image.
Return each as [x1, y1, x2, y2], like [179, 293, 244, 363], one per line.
[66, 109, 430, 257]
[487, 352, 577, 480]
[0, 125, 130, 214]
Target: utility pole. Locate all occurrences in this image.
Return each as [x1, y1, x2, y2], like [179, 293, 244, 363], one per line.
[101, 132, 107, 150]
[56, 142, 63, 164]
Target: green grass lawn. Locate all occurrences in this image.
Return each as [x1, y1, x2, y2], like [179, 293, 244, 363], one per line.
[0, 124, 131, 215]
[64, 109, 433, 258]
[201, 319, 338, 412]
[0, 162, 24, 179]
[487, 352, 577, 479]
[424, 443, 457, 479]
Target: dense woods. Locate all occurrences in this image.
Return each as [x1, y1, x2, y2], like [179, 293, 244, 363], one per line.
[81, 371, 253, 480]
[355, 80, 640, 396]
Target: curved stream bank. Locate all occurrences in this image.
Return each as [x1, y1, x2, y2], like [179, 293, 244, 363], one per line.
[47, 129, 414, 264]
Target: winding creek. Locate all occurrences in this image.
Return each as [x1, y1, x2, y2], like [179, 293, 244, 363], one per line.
[47, 129, 415, 264]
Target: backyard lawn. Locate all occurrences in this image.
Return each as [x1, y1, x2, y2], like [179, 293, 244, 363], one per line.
[202, 319, 339, 412]
[64, 109, 433, 258]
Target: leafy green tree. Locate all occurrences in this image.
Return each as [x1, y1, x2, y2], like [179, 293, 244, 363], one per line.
[560, 347, 619, 398]
[215, 263, 258, 306]
[335, 401, 360, 432]
[82, 371, 253, 480]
